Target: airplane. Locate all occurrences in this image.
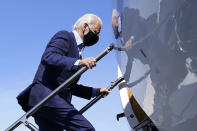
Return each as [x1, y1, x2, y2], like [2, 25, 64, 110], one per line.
[5, 0, 197, 130]
[112, 0, 197, 130]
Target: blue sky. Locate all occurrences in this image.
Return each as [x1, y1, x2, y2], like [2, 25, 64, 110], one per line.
[0, 0, 130, 130]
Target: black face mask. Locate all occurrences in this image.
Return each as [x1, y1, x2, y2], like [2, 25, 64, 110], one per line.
[83, 26, 99, 46]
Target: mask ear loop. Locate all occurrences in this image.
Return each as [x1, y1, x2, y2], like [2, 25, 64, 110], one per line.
[82, 23, 89, 47]
[82, 23, 89, 35]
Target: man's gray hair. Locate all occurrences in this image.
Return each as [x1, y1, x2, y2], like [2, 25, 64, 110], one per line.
[73, 14, 102, 30]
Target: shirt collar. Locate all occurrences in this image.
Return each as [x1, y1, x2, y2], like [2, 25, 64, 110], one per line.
[72, 30, 83, 46]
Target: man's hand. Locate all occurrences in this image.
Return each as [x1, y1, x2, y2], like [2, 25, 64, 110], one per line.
[125, 37, 133, 51]
[79, 57, 96, 69]
[96, 88, 110, 98]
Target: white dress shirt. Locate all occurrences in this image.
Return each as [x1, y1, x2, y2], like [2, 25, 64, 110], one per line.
[72, 30, 84, 65]
[72, 30, 97, 97]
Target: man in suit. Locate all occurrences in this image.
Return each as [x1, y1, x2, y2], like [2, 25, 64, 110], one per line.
[17, 14, 109, 131]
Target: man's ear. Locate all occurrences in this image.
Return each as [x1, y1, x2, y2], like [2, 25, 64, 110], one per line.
[83, 23, 88, 29]
[82, 23, 89, 34]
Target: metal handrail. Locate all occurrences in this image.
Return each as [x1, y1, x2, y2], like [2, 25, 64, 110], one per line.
[6, 44, 115, 131]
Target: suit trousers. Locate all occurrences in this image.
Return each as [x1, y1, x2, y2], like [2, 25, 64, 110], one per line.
[33, 105, 95, 131]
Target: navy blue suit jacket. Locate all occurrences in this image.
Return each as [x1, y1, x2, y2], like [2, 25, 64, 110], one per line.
[17, 30, 93, 111]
